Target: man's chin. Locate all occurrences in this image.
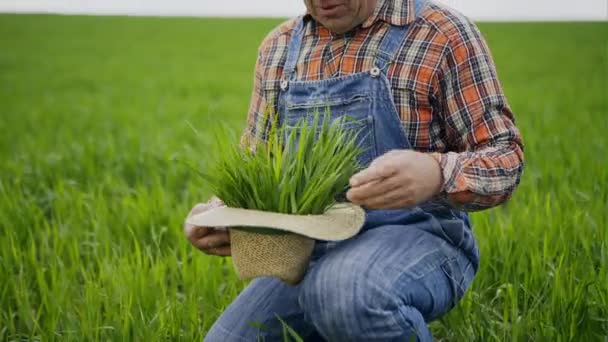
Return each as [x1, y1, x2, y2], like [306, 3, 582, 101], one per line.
[321, 20, 358, 34]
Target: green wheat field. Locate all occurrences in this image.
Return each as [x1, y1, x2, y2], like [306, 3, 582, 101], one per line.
[0, 15, 606, 341]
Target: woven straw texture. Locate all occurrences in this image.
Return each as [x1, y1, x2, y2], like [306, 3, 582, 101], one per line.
[230, 228, 315, 285]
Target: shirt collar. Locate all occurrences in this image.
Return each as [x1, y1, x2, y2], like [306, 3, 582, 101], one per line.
[361, 0, 416, 28]
[303, 0, 415, 34]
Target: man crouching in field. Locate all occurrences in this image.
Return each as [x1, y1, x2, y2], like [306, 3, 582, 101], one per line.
[184, 0, 524, 340]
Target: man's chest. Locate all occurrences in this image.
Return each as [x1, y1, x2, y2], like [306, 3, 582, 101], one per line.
[294, 24, 441, 91]
[262, 24, 445, 134]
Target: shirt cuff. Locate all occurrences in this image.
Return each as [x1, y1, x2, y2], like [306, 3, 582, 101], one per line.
[430, 152, 448, 193]
[428, 151, 468, 209]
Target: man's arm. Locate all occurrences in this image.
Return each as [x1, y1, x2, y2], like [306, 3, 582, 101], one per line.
[347, 21, 523, 212]
[240, 50, 269, 148]
[240, 21, 292, 148]
[430, 21, 524, 211]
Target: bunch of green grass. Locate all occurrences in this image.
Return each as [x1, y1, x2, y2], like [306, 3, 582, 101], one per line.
[197, 112, 361, 215]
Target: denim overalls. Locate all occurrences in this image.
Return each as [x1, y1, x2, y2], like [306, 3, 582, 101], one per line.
[278, 4, 479, 268]
[205, 0, 478, 340]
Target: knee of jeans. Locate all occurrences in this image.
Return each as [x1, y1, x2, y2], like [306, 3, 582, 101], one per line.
[298, 256, 393, 338]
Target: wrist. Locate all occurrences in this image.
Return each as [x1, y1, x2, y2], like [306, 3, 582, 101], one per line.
[427, 152, 445, 196]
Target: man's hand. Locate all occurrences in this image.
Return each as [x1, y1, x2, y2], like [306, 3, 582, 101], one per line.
[184, 200, 231, 257]
[346, 150, 443, 209]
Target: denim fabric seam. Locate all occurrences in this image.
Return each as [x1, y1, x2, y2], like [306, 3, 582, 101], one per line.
[376, 76, 409, 138]
[283, 71, 373, 85]
[284, 94, 372, 110]
[392, 246, 450, 283]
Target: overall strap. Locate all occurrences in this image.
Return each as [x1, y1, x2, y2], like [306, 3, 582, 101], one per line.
[375, 0, 429, 71]
[283, 18, 306, 82]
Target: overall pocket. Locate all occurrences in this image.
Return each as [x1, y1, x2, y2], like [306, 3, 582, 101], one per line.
[282, 94, 377, 167]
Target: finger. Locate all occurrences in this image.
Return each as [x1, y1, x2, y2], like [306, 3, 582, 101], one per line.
[208, 196, 225, 208]
[349, 162, 397, 188]
[366, 192, 417, 210]
[357, 187, 408, 209]
[346, 175, 404, 203]
[184, 201, 225, 238]
[203, 230, 231, 248]
[185, 225, 212, 242]
[206, 245, 231, 257]
[187, 203, 210, 218]
[193, 230, 230, 250]
[187, 199, 225, 219]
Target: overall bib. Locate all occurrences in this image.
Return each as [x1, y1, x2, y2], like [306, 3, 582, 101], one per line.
[278, 1, 479, 267]
[205, 1, 478, 340]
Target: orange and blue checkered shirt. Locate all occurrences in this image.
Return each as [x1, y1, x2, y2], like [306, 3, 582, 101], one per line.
[242, 0, 524, 211]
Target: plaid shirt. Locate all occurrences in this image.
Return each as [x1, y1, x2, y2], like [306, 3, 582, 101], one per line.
[242, 0, 524, 211]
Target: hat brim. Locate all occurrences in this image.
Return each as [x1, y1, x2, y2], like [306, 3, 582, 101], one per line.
[185, 203, 365, 241]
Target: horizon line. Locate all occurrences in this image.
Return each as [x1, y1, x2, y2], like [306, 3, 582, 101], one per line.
[1, 10, 607, 22]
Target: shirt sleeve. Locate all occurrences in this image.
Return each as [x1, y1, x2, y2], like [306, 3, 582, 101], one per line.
[431, 21, 524, 211]
[240, 50, 269, 148]
[240, 25, 289, 148]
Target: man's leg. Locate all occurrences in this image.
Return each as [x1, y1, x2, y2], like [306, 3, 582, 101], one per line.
[299, 225, 476, 342]
[204, 274, 320, 341]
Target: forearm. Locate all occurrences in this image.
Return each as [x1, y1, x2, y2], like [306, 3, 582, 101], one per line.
[431, 136, 524, 211]
[433, 19, 525, 211]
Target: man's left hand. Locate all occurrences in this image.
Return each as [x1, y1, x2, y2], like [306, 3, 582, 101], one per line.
[346, 150, 443, 209]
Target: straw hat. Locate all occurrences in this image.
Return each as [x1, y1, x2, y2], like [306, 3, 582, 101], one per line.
[186, 203, 366, 285]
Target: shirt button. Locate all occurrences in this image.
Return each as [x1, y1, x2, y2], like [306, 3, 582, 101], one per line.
[370, 67, 381, 77]
[280, 80, 289, 91]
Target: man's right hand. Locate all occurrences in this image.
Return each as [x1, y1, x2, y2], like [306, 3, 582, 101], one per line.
[184, 200, 231, 257]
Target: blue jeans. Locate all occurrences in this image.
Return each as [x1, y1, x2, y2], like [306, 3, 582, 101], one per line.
[204, 225, 476, 341]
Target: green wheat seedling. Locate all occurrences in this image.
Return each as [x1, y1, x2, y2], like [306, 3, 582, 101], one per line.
[196, 111, 362, 216]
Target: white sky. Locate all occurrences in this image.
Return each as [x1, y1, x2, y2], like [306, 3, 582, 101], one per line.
[0, 0, 606, 21]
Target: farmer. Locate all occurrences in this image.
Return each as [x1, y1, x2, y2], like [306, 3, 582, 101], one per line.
[185, 0, 524, 340]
